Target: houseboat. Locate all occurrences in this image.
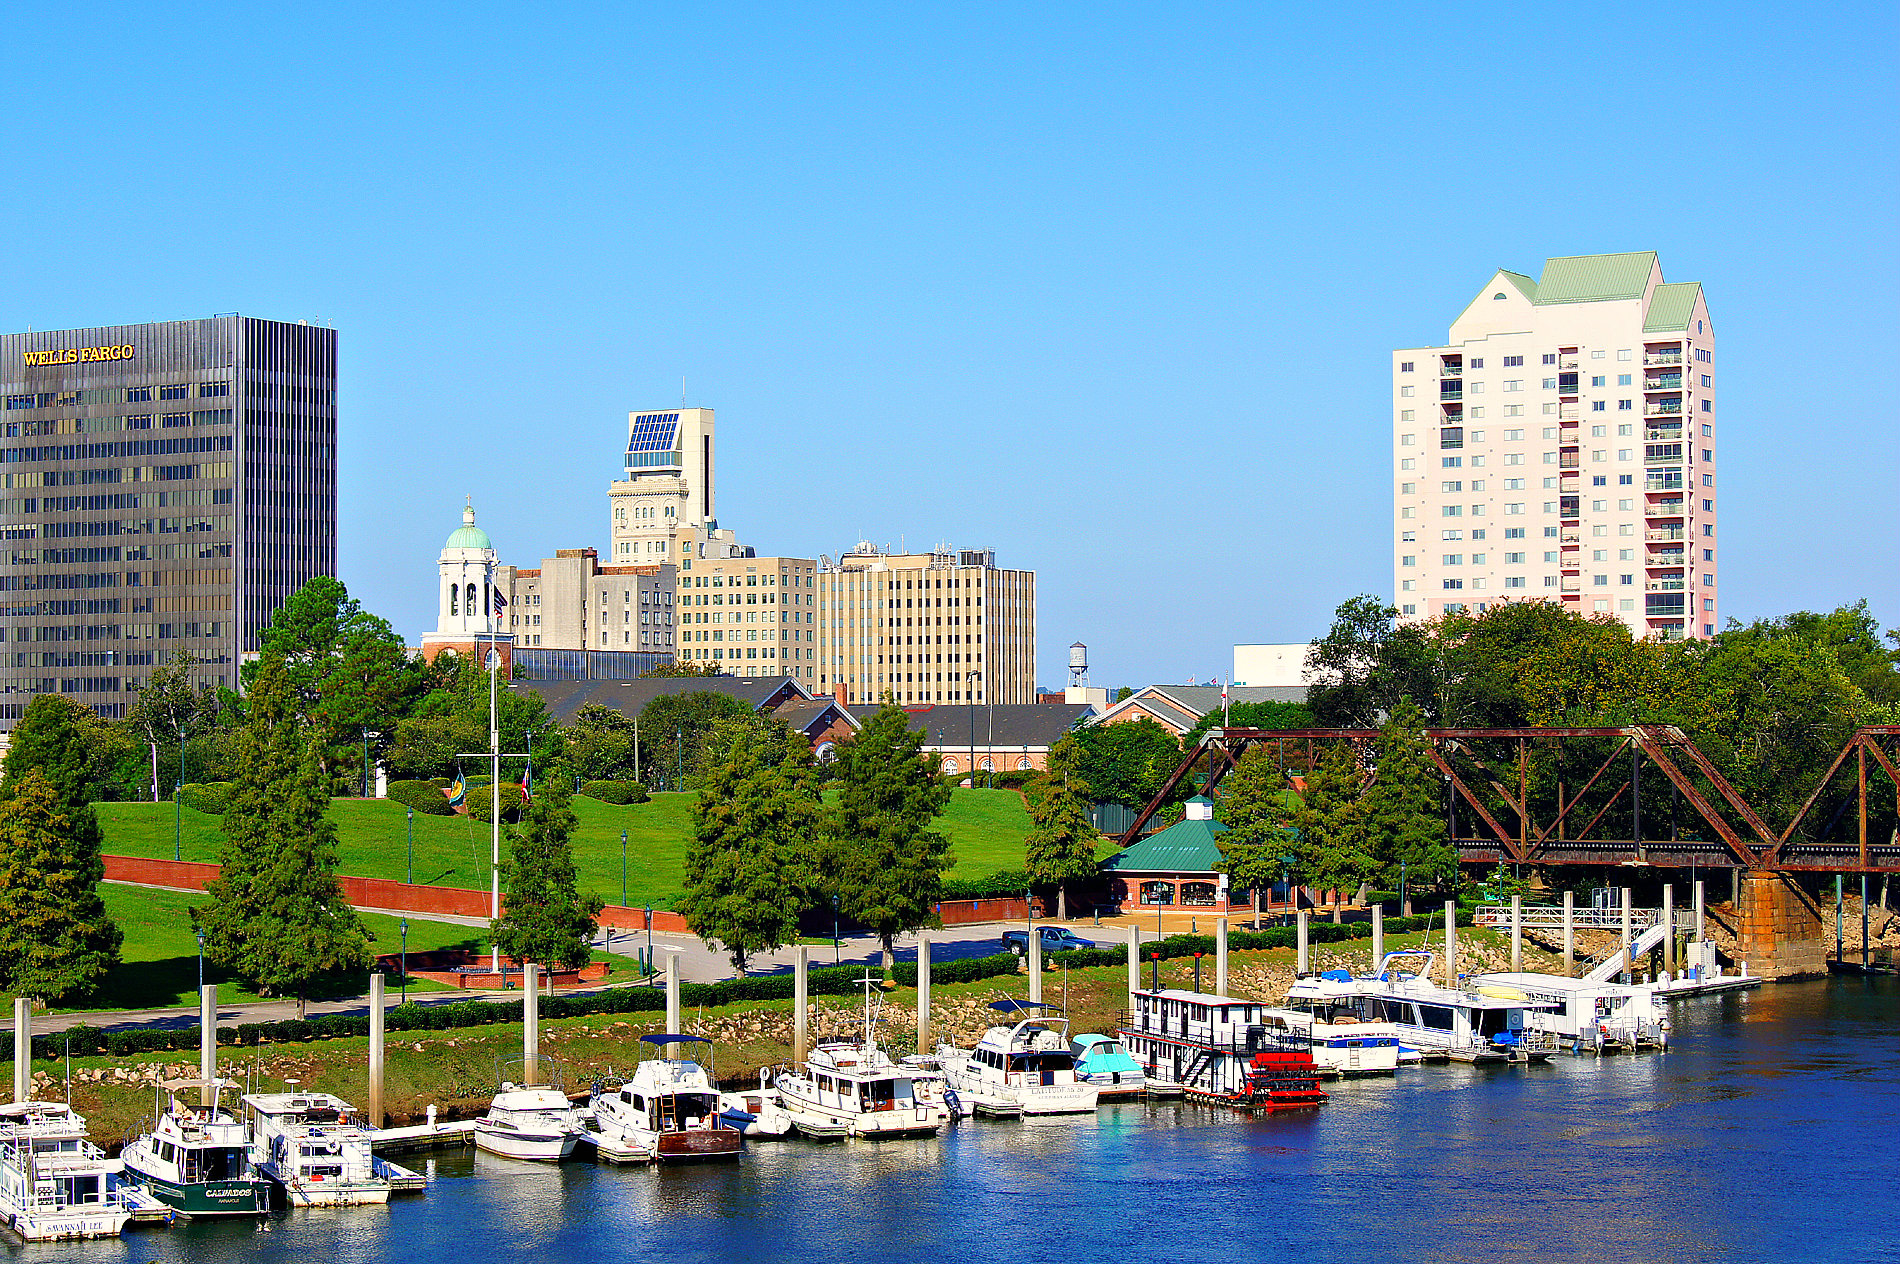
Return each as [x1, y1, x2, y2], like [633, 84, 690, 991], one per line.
[0, 1102, 161, 1239]
[1118, 988, 1327, 1111]
[590, 1036, 743, 1163]
[119, 1080, 270, 1218]
[937, 1001, 1099, 1118]
[474, 1084, 587, 1162]
[1467, 972, 1670, 1053]
[1070, 1034, 1148, 1099]
[1292, 951, 1558, 1064]
[241, 1092, 400, 1206]
[1260, 979, 1404, 1077]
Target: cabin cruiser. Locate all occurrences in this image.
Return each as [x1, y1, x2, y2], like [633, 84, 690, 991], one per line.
[474, 1084, 587, 1162]
[0, 1101, 161, 1239]
[1070, 1034, 1147, 1099]
[120, 1079, 269, 1217]
[1291, 951, 1558, 1064]
[938, 1000, 1099, 1117]
[1119, 988, 1327, 1109]
[1266, 971, 1404, 1076]
[590, 1036, 743, 1163]
[720, 1071, 795, 1138]
[241, 1092, 394, 1206]
[773, 974, 952, 1139]
[1467, 972, 1669, 1053]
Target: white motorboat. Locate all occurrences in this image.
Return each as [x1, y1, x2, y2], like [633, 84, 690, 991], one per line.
[120, 1079, 270, 1218]
[589, 1036, 743, 1163]
[1070, 1035, 1148, 1099]
[719, 1071, 795, 1139]
[1467, 972, 1669, 1053]
[771, 973, 952, 1139]
[937, 1000, 1099, 1117]
[241, 1092, 392, 1206]
[1264, 973, 1404, 1076]
[474, 1084, 586, 1162]
[0, 1101, 161, 1240]
[1289, 951, 1559, 1064]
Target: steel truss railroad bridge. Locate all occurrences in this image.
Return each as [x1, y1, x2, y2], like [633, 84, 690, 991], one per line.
[1119, 726, 1900, 875]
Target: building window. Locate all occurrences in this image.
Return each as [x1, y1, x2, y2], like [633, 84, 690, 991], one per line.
[158, 384, 190, 400]
[1400, 362, 1413, 372]
[1443, 579, 1463, 590]
[1591, 401, 1606, 411]
[1504, 356, 1523, 367]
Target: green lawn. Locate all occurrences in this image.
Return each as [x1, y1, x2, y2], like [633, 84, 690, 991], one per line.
[96, 786, 1035, 911]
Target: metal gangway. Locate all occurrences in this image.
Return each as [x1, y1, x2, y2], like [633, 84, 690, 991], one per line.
[1474, 903, 1662, 931]
[1581, 920, 1675, 984]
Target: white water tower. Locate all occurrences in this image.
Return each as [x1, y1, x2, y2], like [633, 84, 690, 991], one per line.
[1069, 641, 1088, 689]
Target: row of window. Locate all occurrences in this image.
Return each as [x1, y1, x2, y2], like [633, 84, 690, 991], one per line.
[4, 383, 230, 410]
[1405, 347, 1704, 372]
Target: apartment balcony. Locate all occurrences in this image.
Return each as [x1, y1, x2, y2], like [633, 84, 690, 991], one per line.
[1559, 406, 1580, 421]
[1645, 501, 1685, 518]
[1646, 553, 1687, 568]
[1560, 578, 1581, 593]
[1651, 625, 1687, 642]
[1645, 479, 1684, 493]
[1558, 455, 1580, 469]
[1559, 358, 1578, 370]
[1560, 531, 1581, 545]
[1440, 362, 1462, 377]
[1645, 377, 1683, 392]
[1440, 386, 1464, 401]
[1559, 426, 1579, 444]
[1558, 382, 1580, 397]
[1646, 579, 1687, 592]
[1644, 352, 1684, 366]
[1645, 426, 1683, 441]
[1646, 528, 1685, 542]
[1645, 402, 1683, 417]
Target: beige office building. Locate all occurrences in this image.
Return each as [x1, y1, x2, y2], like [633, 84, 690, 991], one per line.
[815, 543, 1035, 707]
[498, 550, 676, 653]
[608, 407, 715, 566]
[1393, 252, 1716, 642]
[673, 550, 819, 686]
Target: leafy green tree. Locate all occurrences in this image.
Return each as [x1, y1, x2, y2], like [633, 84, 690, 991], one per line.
[491, 772, 603, 970]
[1113, 686, 1134, 703]
[637, 691, 752, 787]
[1359, 698, 1457, 893]
[126, 651, 219, 768]
[1022, 736, 1100, 920]
[1069, 717, 1181, 809]
[0, 768, 122, 1001]
[564, 703, 638, 781]
[680, 715, 821, 974]
[1180, 699, 1317, 750]
[384, 713, 487, 782]
[195, 652, 370, 1016]
[1718, 602, 1900, 707]
[827, 702, 954, 960]
[1306, 595, 1438, 727]
[1291, 742, 1374, 902]
[4, 695, 124, 807]
[640, 660, 725, 678]
[1214, 745, 1296, 928]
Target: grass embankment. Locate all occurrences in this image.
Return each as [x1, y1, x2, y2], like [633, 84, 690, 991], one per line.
[45, 926, 1552, 1143]
[97, 787, 1038, 909]
[67, 885, 641, 1015]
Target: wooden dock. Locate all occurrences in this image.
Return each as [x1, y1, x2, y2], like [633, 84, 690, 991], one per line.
[369, 1120, 477, 1155]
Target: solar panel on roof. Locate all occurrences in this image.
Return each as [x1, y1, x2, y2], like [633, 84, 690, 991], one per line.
[626, 412, 681, 454]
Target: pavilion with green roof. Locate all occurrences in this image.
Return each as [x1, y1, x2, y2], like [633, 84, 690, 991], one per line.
[1100, 795, 1234, 913]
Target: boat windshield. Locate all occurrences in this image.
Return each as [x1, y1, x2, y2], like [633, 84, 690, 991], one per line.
[1006, 1052, 1074, 1073]
[183, 1146, 248, 1183]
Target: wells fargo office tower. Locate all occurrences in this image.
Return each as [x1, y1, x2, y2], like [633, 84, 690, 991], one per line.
[0, 317, 336, 728]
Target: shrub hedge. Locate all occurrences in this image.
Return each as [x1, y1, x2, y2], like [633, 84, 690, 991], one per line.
[174, 782, 235, 815]
[939, 870, 1034, 901]
[464, 784, 523, 824]
[580, 780, 649, 805]
[386, 780, 456, 816]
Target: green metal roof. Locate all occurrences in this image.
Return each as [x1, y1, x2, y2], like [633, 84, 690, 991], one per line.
[1532, 252, 1657, 305]
[1500, 270, 1537, 301]
[1100, 817, 1226, 875]
[1643, 282, 1702, 333]
[446, 524, 492, 550]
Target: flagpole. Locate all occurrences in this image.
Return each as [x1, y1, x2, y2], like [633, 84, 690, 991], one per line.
[490, 574, 501, 973]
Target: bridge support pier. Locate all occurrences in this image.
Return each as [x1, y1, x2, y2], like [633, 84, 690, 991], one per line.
[1735, 870, 1827, 979]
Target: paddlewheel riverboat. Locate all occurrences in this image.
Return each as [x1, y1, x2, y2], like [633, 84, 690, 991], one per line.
[1119, 988, 1327, 1113]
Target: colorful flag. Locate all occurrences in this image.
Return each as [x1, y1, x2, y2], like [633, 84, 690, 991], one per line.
[520, 754, 532, 805]
[447, 769, 467, 808]
[493, 589, 508, 612]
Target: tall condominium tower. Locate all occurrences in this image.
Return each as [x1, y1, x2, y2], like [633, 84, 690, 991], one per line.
[1392, 253, 1715, 641]
[0, 317, 336, 726]
[606, 407, 714, 565]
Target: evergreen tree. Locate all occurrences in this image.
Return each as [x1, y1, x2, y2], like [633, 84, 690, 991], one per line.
[680, 716, 821, 974]
[1022, 735, 1100, 920]
[2, 695, 119, 808]
[1291, 742, 1374, 902]
[491, 771, 603, 970]
[1215, 745, 1294, 928]
[195, 652, 370, 1016]
[0, 769, 122, 1001]
[827, 702, 954, 960]
[1359, 698, 1457, 893]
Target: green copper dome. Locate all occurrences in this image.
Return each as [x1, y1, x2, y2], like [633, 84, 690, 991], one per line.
[445, 504, 492, 551]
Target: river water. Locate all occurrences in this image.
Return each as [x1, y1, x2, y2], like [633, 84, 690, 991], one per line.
[24, 977, 1896, 1263]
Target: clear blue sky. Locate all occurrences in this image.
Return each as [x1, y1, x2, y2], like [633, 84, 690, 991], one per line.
[8, 3, 1896, 690]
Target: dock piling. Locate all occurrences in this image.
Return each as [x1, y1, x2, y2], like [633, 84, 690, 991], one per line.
[1027, 922, 1043, 1003]
[1621, 888, 1634, 984]
[1562, 890, 1575, 978]
[1371, 904, 1384, 971]
[369, 973, 386, 1127]
[664, 952, 681, 1033]
[1694, 879, 1706, 944]
[793, 946, 809, 1064]
[199, 984, 216, 1107]
[11, 997, 27, 1103]
[1296, 910, 1309, 975]
[917, 934, 932, 1054]
[1662, 884, 1676, 976]
[1444, 900, 1458, 987]
[1510, 895, 1523, 972]
[523, 964, 540, 1086]
[1126, 926, 1140, 1004]
[1215, 920, 1228, 995]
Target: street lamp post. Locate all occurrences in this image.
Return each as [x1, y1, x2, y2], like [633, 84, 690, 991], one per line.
[1398, 860, 1408, 915]
[406, 807, 415, 885]
[832, 895, 841, 966]
[644, 906, 654, 982]
[399, 918, 408, 1004]
[195, 927, 205, 995]
[966, 671, 979, 788]
[174, 781, 182, 862]
[362, 730, 381, 799]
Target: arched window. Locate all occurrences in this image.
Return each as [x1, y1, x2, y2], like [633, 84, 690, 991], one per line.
[815, 741, 837, 764]
[941, 757, 959, 774]
[466, 583, 477, 615]
[978, 757, 994, 772]
[449, 584, 458, 616]
[1016, 757, 1032, 771]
